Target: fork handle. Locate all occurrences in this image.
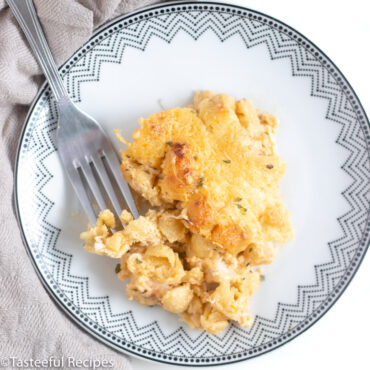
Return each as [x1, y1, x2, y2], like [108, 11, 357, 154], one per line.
[7, 0, 70, 103]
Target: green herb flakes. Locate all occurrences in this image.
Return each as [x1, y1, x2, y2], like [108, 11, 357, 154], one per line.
[236, 203, 247, 213]
[197, 177, 204, 188]
[223, 159, 231, 164]
[136, 258, 142, 264]
[115, 264, 121, 274]
[165, 141, 173, 147]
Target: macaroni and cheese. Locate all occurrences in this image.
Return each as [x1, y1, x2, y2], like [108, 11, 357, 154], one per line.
[81, 91, 293, 334]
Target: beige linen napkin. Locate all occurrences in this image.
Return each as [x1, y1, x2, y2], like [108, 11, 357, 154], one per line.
[0, 1, 161, 368]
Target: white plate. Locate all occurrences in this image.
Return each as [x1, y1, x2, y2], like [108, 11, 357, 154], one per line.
[14, 1, 370, 366]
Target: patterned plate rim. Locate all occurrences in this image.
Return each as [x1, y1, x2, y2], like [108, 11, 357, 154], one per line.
[13, 0, 370, 366]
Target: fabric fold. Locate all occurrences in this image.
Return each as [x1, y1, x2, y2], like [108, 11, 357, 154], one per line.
[0, 1, 162, 367]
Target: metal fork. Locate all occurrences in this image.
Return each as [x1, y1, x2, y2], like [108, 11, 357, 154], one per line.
[8, 0, 139, 224]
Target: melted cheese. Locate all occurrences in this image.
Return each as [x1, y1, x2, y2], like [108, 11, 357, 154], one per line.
[121, 91, 293, 254]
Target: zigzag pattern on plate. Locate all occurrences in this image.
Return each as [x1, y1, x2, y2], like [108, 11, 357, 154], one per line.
[19, 4, 370, 365]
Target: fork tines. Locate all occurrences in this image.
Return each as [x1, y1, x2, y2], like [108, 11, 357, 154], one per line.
[73, 149, 138, 227]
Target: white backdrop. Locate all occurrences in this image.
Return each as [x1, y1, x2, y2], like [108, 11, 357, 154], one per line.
[131, 1, 370, 369]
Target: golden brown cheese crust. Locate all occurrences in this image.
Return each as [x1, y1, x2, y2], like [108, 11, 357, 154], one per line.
[120, 91, 293, 254]
[160, 142, 200, 202]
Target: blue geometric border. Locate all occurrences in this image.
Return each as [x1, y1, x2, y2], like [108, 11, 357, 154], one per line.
[14, 1, 370, 366]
